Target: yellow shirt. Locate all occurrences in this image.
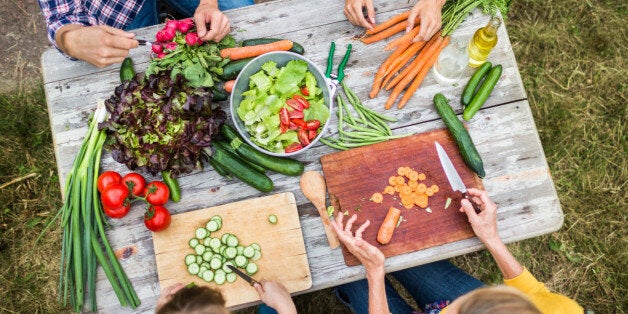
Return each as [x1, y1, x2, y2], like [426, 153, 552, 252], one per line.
[440, 268, 583, 314]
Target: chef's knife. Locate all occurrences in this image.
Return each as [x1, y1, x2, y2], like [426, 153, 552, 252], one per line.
[226, 265, 259, 287]
[434, 141, 482, 214]
[136, 39, 155, 46]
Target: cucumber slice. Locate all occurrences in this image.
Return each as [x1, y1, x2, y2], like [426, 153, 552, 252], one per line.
[196, 255, 203, 264]
[250, 243, 261, 251]
[226, 272, 237, 283]
[202, 251, 213, 262]
[209, 257, 222, 270]
[199, 266, 208, 275]
[206, 220, 219, 232]
[234, 255, 248, 268]
[252, 250, 262, 261]
[224, 247, 237, 259]
[209, 238, 222, 253]
[237, 245, 244, 255]
[200, 262, 210, 269]
[221, 233, 231, 245]
[214, 269, 226, 285]
[189, 238, 199, 248]
[187, 263, 200, 275]
[243, 246, 255, 258]
[222, 261, 234, 273]
[268, 214, 278, 224]
[226, 234, 239, 247]
[194, 244, 206, 256]
[195, 227, 209, 239]
[202, 237, 212, 247]
[210, 215, 223, 229]
[245, 262, 258, 275]
[202, 269, 214, 282]
[185, 254, 196, 266]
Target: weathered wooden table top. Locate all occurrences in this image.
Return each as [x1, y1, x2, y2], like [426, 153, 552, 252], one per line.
[41, 0, 563, 312]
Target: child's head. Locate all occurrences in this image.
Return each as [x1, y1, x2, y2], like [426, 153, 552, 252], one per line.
[156, 285, 229, 314]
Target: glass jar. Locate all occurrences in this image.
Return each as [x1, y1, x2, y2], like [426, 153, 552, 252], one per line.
[433, 39, 469, 84]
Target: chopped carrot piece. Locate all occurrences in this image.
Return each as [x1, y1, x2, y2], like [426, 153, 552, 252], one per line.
[394, 185, 401, 192]
[397, 167, 406, 176]
[401, 185, 413, 195]
[416, 183, 427, 193]
[371, 192, 384, 203]
[425, 187, 434, 196]
[418, 173, 426, 181]
[408, 171, 419, 181]
[395, 176, 405, 185]
[408, 180, 418, 189]
[388, 176, 398, 186]
[384, 185, 395, 195]
[430, 184, 439, 193]
[415, 194, 428, 208]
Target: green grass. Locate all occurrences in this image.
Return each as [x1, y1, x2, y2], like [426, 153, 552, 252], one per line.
[1, 0, 626, 313]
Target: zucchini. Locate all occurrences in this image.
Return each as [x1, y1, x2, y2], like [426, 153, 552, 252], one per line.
[242, 38, 305, 55]
[209, 142, 274, 192]
[433, 93, 485, 178]
[119, 57, 135, 83]
[208, 157, 231, 178]
[463, 65, 502, 121]
[220, 58, 254, 80]
[221, 124, 304, 176]
[211, 84, 230, 101]
[461, 62, 491, 107]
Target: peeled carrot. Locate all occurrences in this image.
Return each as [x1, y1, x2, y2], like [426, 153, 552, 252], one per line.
[366, 11, 410, 35]
[220, 40, 293, 60]
[361, 18, 419, 45]
[397, 36, 450, 109]
[384, 25, 421, 51]
[369, 40, 413, 98]
[381, 40, 427, 88]
[377, 206, 401, 245]
[224, 79, 235, 93]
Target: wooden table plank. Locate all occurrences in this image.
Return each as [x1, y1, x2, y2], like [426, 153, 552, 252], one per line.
[40, 0, 561, 312]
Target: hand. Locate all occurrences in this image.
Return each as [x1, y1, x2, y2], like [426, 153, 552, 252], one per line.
[194, 0, 230, 42]
[155, 282, 184, 311]
[459, 188, 500, 244]
[344, 0, 376, 30]
[57, 25, 138, 68]
[253, 280, 297, 314]
[331, 214, 385, 279]
[407, 0, 445, 42]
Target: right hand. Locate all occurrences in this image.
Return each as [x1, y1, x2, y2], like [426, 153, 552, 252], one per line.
[459, 188, 499, 244]
[344, 0, 376, 30]
[253, 280, 297, 314]
[57, 25, 138, 68]
[331, 214, 385, 277]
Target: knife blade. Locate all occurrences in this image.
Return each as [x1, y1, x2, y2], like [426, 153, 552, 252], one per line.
[136, 39, 155, 46]
[227, 265, 259, 287]
[435, 141, 481, 214]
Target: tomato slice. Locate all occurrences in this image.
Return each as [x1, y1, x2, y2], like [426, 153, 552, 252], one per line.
[300, 86, 309, 96]
[288, 122, 299, 131]
[280, 122, 288, 134]
[292, 95, 310, 109]
[291, 118, 307, 129]
[285, 99, 303, 111]
[298, 128, 311, 146]
[285, 142, 303, 153]
[279, 107, 290, 126]
[308, 129, 318, 140]
[306, 119, 321, 131]
[288, 110, 304, 119]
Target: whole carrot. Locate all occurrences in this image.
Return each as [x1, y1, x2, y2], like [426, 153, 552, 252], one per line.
[369, 41, 413, 98]
[220, 40, 293, 60]
[397, 36, 451, 109]
[384, 25, 421, 51]
[361, 19, 419, 45]
[377, 206, 401, 245]
[366, 11, 410, 35]
[385, 31, 442, 90]
[381, 40, 427, 88]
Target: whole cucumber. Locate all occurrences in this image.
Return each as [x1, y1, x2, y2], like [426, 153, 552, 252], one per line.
[161, 171, 181, 202]
[433, 93, 485, 178]
[463, 65, 502, 121]
[461, 61, 491, 107]
[120, 57, 136, 83]
[210, 143, 274, 192]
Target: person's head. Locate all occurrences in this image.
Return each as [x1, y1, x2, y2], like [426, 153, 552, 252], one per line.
[445, 285, 542, 314]
[156, 285, 229, 314]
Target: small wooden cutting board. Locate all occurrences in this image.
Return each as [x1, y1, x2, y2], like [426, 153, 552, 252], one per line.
[152, 192, 311, 308]
[320, 128, 483, 266]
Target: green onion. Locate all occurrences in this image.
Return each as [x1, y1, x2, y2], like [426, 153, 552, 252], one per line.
[40, 102, 139, 311]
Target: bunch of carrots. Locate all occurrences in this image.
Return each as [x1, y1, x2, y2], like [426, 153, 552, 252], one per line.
[361, 11, 451, 110]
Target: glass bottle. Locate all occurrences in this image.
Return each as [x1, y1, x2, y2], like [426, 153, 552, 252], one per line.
[433, 39, 469, 84]
[467, 16, 502, 67]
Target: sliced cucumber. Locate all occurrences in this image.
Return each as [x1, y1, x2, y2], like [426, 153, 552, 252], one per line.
[224, 247, 237, 259]
[268, 214, 278, 224]
[199, 266, 208, 275]
[221, 233, 231, 245]
[214, 269, 226, 285]
[226, 272, 237, 283]
[189, 238, 199, 248]
[196, 255, 203, 265]
[206, 220, 219, 232]
[210, 257, 222, 270]
[250, 243, 261, 251]
[252, 250, 262, 261]
[246, 262, 258, 275]
[200, 262, 210, 269]
[243, 246, 255, 258]
[226, 234, 239, 247]
[234, 255, 248, 268]
[202, 237, 212, 247]
[185, 254, 197, 266]
[202, 269, 214, 282]
[195, 227, 209, 239]
[222, 261, 234, 273]
[209, 238, 222, 252]
[194, 244, 206, 256]
[237, 245, 245, 255]
[202, 251, 213, 262]
[187, 263, 200, 275]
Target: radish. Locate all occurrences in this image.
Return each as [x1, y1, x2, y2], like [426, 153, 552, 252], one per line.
[165, 42, 178, 51]
[157, 52, 166, 59]
[177, 20, 192, 34]
[165, 19, 178, 30]
[185, 32, 199, 46]
[151, 44, 163, 54]
[155, 30, 165, 42]
[162, 28, 176, 42]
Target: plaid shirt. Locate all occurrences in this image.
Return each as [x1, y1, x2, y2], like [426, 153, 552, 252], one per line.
[38, 0, 144, 50]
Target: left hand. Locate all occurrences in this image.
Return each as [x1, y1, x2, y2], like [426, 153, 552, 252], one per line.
[344, 0, 376, 30]
[407, 0, 445, 42]
[194, 0, 230, 42]
[155, 282, 184, 311]
[331, 214, 385, 278]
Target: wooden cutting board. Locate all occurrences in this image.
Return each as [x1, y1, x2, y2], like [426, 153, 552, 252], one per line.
[320, 128, 483, 266]
[152, 192, 311, 307]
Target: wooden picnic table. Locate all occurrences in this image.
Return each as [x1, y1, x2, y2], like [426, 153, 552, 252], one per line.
[41, 0, 564, 312]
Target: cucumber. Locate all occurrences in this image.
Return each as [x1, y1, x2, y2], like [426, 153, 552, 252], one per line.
[210, 142, 274, 192]
[433, 93, 485, 178]
[221, 124, 304, 176]
[219, 58, 254, 80]
[212, 140, 266, 173]
[268, 214, 278, 224]
[161, 170, 181, 202]
[461, 62, 492, 107]
[208, 157, 231, 178]
[463, 65, 502, 121]
[242, 38, 305, 55]
[211, 84, 230, 102]
[119, 57, 135, 83]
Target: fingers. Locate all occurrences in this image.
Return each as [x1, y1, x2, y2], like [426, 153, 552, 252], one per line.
[99, 25, 136, 38]
[365, 3, 376, 25]
[406, 15, 417, 33]
[194, 13, 208, 37]
[354, 219, 370, 238]
[344, 214, 357, 232]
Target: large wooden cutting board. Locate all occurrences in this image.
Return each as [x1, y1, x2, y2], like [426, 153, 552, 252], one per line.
[152, 192, 311, 308]
[320, 128, 483, 266]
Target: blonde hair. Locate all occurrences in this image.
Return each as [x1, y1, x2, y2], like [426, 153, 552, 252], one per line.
[156, 285, 230, 314]
[458, 285, 542, 314]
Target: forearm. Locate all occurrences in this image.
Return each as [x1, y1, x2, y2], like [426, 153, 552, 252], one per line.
[54, 24, 84, 55]
[483, 237, 524, 280]
[366, 269, 389, 314]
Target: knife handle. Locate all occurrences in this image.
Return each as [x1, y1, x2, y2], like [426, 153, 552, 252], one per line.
[462, 192, 482, 214]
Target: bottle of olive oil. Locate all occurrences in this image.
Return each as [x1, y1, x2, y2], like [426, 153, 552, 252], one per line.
[467, 16, 502, 67]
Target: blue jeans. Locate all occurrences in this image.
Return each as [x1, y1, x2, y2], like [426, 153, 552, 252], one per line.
[125, 0, 255, 30]
[335, 260, 484, 314]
